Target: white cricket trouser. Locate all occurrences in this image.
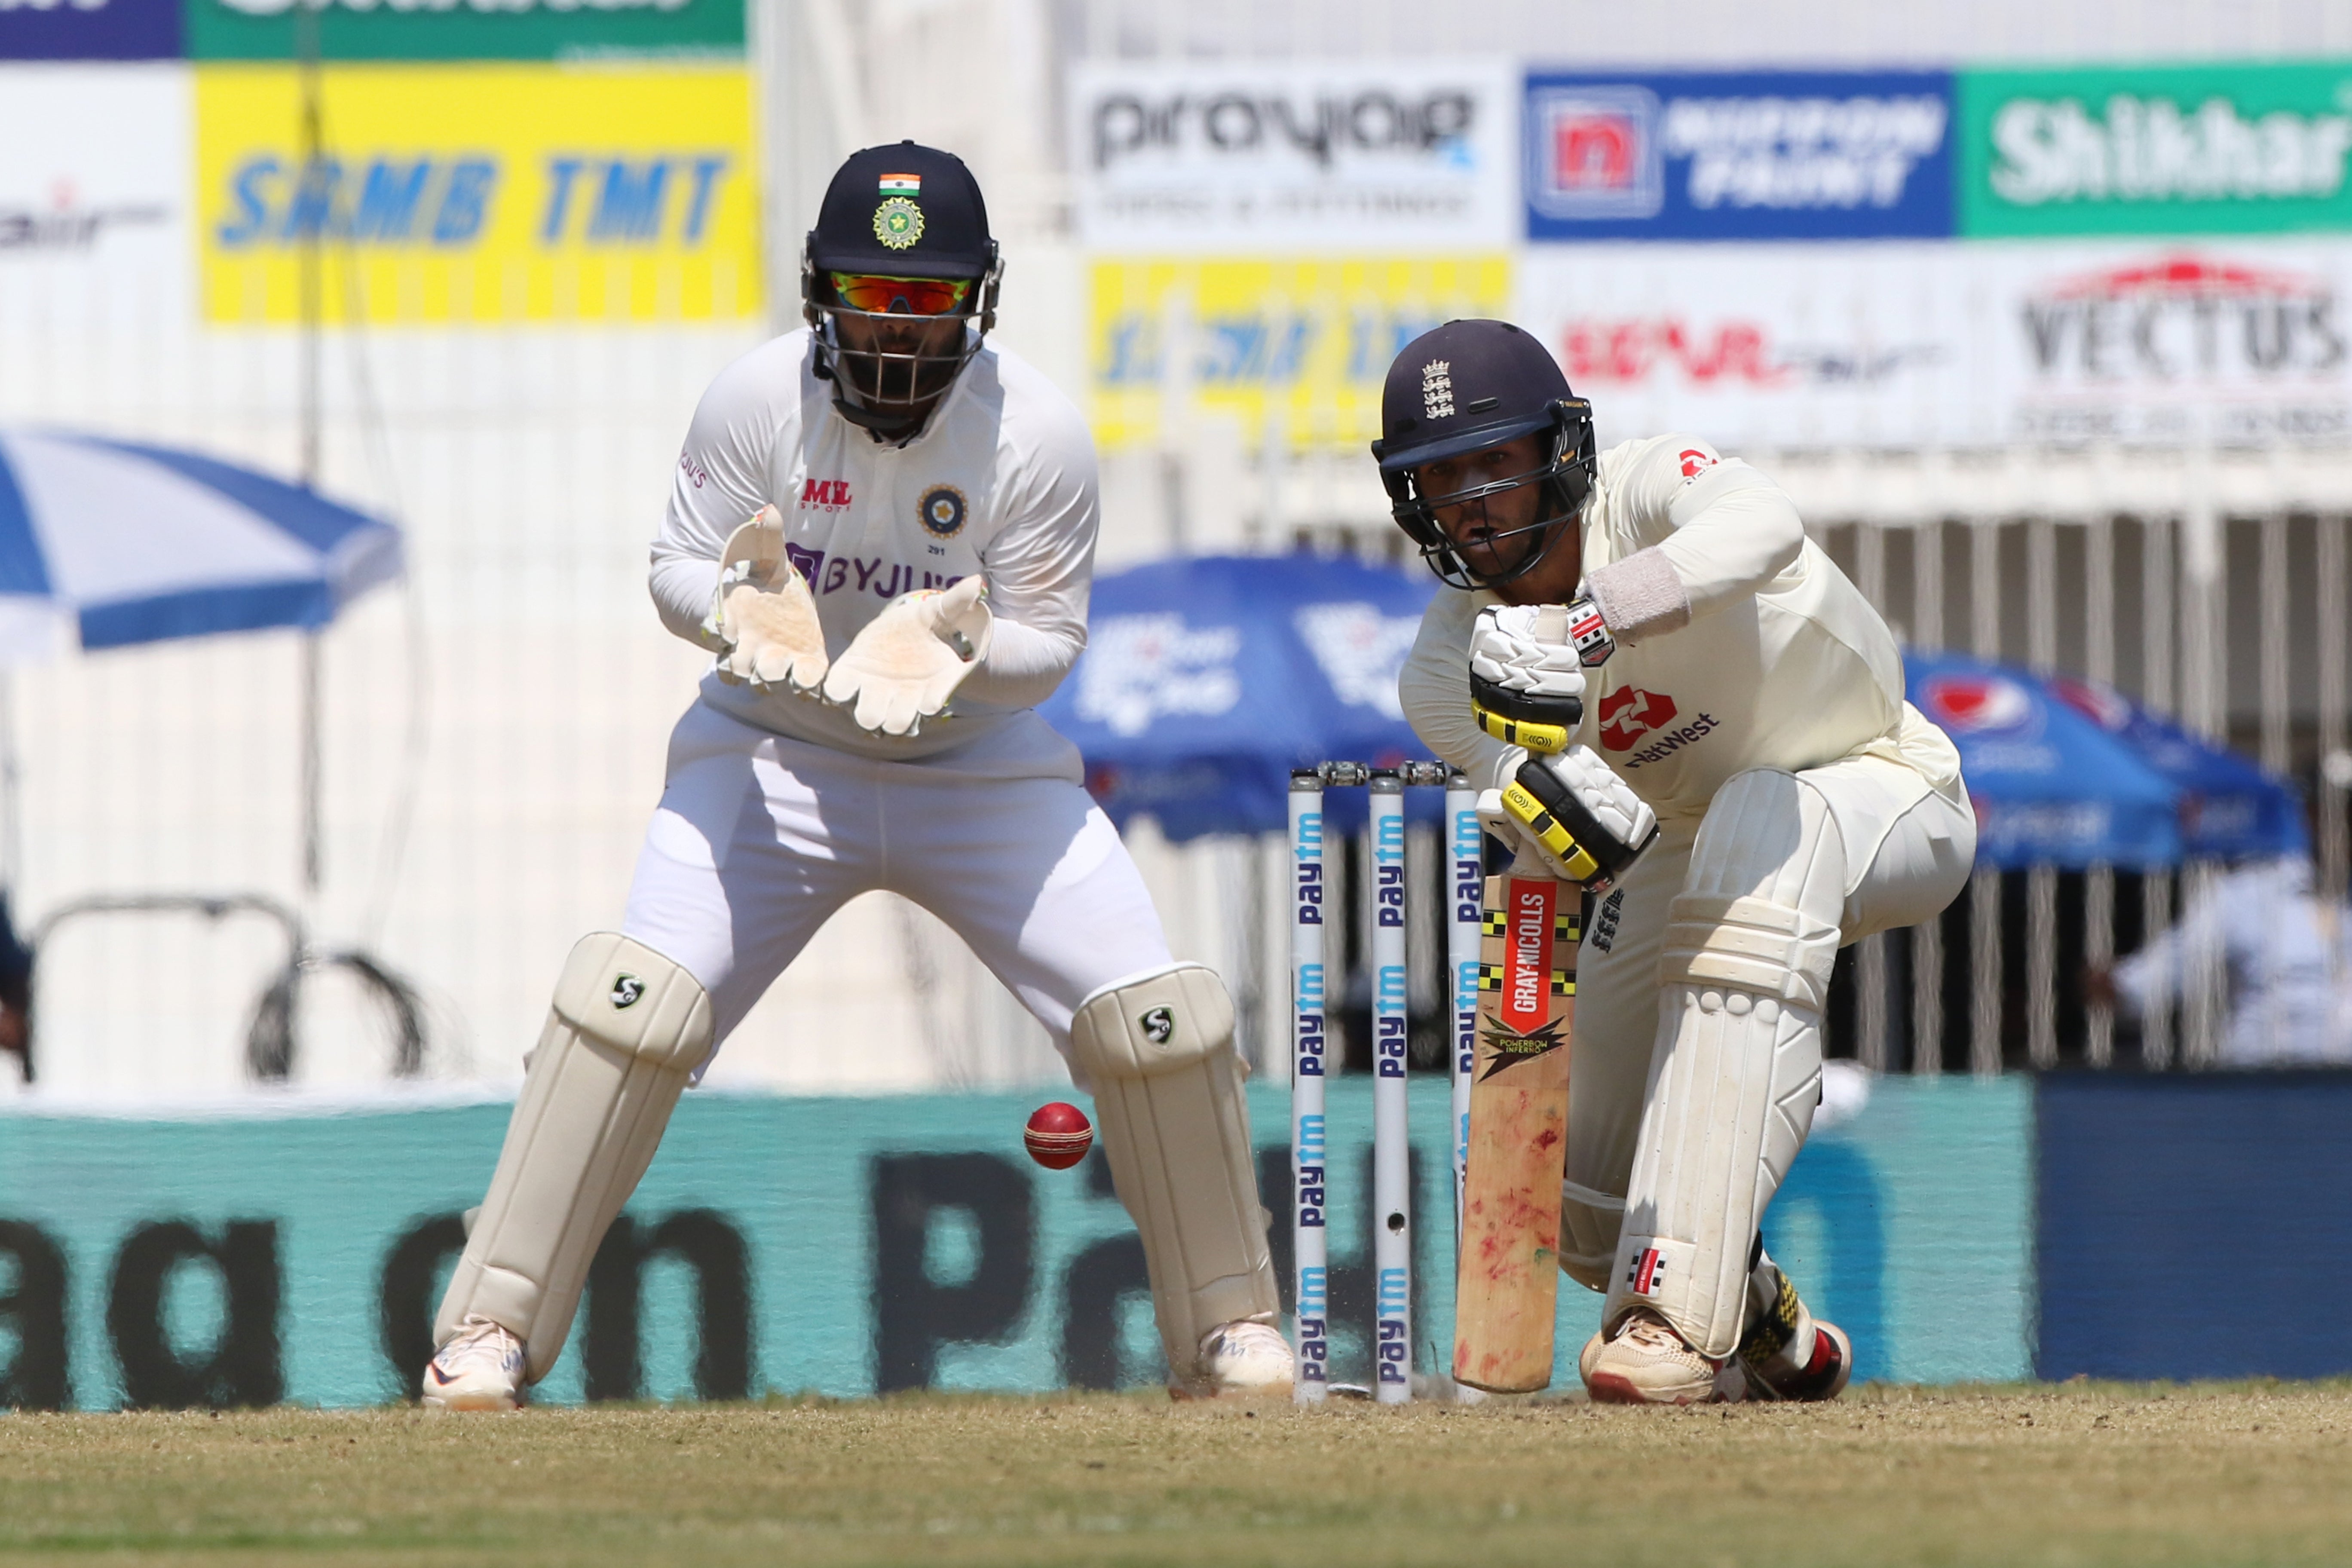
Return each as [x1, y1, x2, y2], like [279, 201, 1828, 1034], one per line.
[621, 700, 1173, 1069]
[1556, 748, 1975, 1298]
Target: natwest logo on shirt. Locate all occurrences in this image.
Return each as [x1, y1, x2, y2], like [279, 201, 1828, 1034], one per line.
[1599, 686, 1678, 751]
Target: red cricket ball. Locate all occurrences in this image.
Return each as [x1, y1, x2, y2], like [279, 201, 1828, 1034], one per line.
[1024, 1101, 1093, 1170]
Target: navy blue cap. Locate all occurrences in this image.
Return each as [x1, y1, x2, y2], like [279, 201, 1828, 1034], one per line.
[808, 141, 993, 280]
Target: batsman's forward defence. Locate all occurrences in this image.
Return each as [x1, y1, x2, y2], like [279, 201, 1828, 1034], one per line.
[1378, 320, 1974, 1403]
[418, 142, 1291, 1409]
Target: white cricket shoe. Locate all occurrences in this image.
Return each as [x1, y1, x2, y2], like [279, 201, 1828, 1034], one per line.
[1580, 1310, 1744, 1406]
[420, 1314, 527, 1412]
[1184, 1320, 1295, 1399]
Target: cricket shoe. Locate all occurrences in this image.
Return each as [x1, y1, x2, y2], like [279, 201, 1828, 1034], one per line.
[1734, 1265, 1852, 1402]
[1579, 1311, 1745, 1406]
[1742, 1317, 1853, 1402]
[1180, 1320, 1295, 1400]
[420, 1315, 527, 1412]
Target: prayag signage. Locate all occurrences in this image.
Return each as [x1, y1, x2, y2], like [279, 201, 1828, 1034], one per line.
[1068, 58, 1519, 252]
[1961, 62, 2352, 237]
[187, 0, 742, 62]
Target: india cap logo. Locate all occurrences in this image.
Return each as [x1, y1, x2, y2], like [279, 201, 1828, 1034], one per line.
[873, 197, 924, 250]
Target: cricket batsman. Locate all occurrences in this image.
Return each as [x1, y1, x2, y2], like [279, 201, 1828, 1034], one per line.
[1378, 320, 1973, 1403]
[419, 142, 1292, 1408]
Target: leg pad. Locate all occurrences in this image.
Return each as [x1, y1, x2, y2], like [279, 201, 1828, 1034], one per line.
[434, 933, 713, 1383]
[1067, 962, 1279, 1384]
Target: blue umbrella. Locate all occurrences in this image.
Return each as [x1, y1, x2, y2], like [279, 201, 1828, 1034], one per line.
[1907, 651, 2302, 870]
[0, 429, 402, 659]
[1040, 554, 1438, 840]
[1905, 650, 2182, 869]
[2043, 674, 2307, 862]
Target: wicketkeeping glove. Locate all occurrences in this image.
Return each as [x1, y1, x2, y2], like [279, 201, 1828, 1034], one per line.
[1468, 598, 1616, 755]
[820, 576, 994, 738]
[1478, 744, 1657, 891]
[706, 506, 829, 695]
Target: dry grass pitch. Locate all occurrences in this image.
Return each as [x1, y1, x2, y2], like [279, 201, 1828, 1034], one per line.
[2, 1382, 2349, 1566]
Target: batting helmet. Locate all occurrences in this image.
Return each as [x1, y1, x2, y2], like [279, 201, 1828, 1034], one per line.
[1370, 319, 1595, 591]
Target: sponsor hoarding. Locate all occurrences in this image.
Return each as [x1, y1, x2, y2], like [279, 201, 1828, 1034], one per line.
[1961, 61, 2352, 239]
[1522, 68, 1956, 242]
[196, 64, 761, 324]
[0, 64, 190, 311]
[1069, 59, 1518, 253]
[1090, 254, 1511, 453]
[0, 0, 178, 60]
[0, 1077, 2024, 1408]
[1515, 241, 2352, 448]
[187, 0, 742, 62]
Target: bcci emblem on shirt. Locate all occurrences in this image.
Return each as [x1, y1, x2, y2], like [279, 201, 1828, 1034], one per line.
[919, 484, 968, 539]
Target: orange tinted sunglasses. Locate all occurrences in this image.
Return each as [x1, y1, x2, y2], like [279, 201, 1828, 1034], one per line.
[829, 272, 972, 314]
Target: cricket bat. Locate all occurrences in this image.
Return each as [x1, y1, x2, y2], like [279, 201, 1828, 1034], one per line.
[1452, 857, 1578, 1393]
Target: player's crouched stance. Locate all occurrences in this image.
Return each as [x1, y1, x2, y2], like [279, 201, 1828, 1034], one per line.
[421, 142, 1289, 1410]
[1378, 321, 1975, 1404]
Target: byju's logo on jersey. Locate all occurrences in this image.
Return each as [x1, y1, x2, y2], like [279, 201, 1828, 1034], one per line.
[918, 484, 967, 539]
[1599, 686, 1678, 751]
[1528, 85, 1664, 220]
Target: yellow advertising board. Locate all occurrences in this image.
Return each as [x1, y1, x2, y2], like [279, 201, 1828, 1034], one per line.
[196, 65, 761, 325]
[1088, 255, 1511, 452]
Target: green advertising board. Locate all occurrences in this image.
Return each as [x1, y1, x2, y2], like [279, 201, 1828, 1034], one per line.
[0, 1078, 2028, 1409]
[187, 0, 744, 62]
[1961, 61, 2352, 236]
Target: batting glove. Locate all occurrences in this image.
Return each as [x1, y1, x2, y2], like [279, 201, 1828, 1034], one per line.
[1468, 598, 1615, 756]
[1477, 744, 1657, 891]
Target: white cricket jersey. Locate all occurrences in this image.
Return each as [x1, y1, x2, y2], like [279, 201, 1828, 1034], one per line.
[1401, 433, 1964, 825]
[650, 328, 1098, 770]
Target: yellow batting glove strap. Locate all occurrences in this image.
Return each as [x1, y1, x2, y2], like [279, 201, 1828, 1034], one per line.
[1499, 781, 1602, 882]
[1474, 704, 1572, 756]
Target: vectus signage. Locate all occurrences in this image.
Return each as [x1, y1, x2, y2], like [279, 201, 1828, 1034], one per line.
[1523, 68, 1957, 241]
[2007, 252, 2352, 445]
[1961, 63, 2352, 236]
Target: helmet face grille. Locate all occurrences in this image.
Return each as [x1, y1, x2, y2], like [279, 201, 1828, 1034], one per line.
[801, 246, 1003, 434]
[1384, 398, 1598, 591]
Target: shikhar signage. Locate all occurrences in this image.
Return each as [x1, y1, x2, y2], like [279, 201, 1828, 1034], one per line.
[1962, 63, 2352, 236]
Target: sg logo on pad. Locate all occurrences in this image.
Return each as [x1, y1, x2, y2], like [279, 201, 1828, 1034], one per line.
[609, 974, 646, 1009]
[1139, 1007, 1175, 1044]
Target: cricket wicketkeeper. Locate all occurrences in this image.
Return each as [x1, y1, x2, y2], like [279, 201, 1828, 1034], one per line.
[1378, 319, 1974, 1403]
[417, 142, 1291, 1409]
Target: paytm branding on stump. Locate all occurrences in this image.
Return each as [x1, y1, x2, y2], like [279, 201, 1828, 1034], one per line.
[1523, 67, 1956, 240]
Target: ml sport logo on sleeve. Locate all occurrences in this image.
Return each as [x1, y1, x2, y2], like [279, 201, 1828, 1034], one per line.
[1524, 68, 1956, 241]
[197, 65, 760, 324]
